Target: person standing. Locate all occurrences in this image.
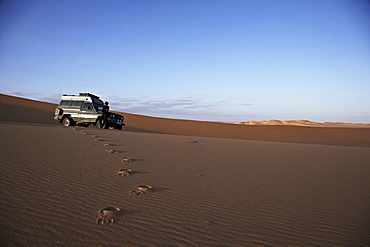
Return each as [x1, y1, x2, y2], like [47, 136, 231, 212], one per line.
[101, 101, 110, 129]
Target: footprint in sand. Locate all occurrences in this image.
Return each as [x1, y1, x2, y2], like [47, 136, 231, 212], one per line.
[104, 143, 113, 147]
[121, 157, 132, 163]
[129, 190, 144, 196]
[118, 168, 132, 176]
[90, 135, 101, 141]
[96, 207, 120, 225]
[129, 185, 153, 196]
[106, 149, 119, 154]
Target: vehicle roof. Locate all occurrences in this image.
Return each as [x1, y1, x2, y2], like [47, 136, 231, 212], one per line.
[60, 95, 93, 101]
[60, 93, 103, 103]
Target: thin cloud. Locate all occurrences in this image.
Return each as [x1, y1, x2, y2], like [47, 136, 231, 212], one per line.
[106, 95, 216, 119]
[104, 94, 257, 121]
[113, 98, 212, 112]
[39, 93, 63, 103]
[1, 91, 257, 121]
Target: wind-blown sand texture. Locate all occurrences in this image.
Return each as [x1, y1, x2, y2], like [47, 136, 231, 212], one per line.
[1, 93, 370, 246]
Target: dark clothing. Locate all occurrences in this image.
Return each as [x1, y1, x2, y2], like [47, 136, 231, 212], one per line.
[102, 105, 109, 114]
[100, 105, 110, 128]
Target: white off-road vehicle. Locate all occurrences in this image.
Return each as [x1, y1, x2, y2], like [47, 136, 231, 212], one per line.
[54, 93, 124, 130]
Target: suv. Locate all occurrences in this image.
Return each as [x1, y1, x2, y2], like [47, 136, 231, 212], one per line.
[54, 93, 124, 130]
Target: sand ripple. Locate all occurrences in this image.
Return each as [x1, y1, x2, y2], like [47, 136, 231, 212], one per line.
[1, 123, 369, 246]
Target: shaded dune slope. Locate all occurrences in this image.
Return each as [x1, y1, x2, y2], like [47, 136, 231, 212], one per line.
[1, 94, 369, 147]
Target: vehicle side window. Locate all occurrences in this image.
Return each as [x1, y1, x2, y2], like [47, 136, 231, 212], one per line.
[60, 100, 71, 106]
[71, 101, 82, 108]
[82, 103, 93, 111]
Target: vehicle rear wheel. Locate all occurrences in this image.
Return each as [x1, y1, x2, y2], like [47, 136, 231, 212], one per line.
[62, 117, 74, 127]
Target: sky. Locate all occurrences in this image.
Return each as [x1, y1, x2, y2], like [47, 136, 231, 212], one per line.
[1, 0, 369, 123]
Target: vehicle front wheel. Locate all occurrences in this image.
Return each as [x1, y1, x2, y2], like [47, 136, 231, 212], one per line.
[62, 117, 74, 127]
[96, 119, 104, 129]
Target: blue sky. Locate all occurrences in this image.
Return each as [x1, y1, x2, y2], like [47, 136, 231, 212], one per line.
[1, 0, 369, 123]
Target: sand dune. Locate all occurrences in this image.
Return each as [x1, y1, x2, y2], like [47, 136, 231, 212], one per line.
[232, 119, 370, 128]
[1, 94, 370, 246]
[1, 94, 370, 147]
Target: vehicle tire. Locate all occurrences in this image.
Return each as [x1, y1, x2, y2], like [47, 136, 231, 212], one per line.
[62, 117, 74, 127]
[96, 118, 103, 129]
[117, 125, 122, 130]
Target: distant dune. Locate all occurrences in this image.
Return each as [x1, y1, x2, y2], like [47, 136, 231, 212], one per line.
[230, 119, 370, 128]
[0, 93, 369, 246]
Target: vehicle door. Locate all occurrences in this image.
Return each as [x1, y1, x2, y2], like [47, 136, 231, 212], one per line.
[80, 102, 98, 123]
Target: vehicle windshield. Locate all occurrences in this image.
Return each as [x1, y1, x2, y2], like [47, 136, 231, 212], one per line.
[92, 98, 104, 112]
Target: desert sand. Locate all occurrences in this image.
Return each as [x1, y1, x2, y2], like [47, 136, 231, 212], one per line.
[0, 93, 369, 246]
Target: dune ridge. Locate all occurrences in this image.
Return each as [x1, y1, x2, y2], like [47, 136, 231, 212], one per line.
[1, 93, 369, 246]
[1, 94, 370, 147]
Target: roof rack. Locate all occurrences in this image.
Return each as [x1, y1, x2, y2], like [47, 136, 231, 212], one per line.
[79, 93, 100, 99]
[61, 93, 101, 99]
